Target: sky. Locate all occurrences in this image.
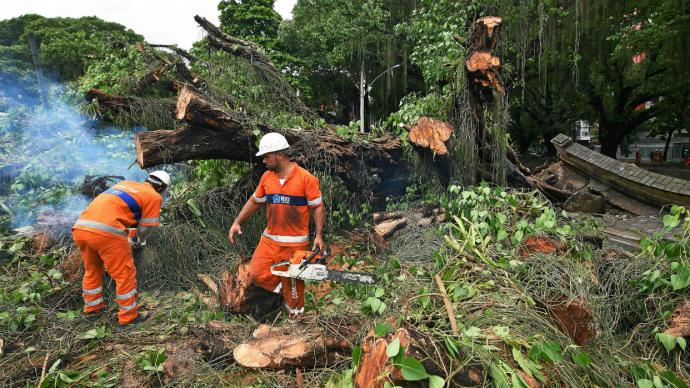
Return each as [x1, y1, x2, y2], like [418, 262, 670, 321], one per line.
[0, 0, 297, 49]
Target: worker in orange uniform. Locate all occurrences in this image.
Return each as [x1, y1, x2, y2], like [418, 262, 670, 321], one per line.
[228, 133, 325, 319]
[71, 171, 170, 327]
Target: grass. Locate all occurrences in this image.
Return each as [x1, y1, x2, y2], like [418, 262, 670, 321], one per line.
[1, 185, 689, 387]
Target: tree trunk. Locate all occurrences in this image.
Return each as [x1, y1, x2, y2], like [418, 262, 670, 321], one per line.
[407, 117, 454, 187]
[133, 86, 410, 197]
[663, 127, 675, 161]
[360, 60, 366, 134]
[599, 127, 623, 159]
[233, 321, 355, 369]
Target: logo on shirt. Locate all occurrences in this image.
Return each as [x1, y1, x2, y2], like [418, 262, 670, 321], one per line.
[273, 194, 290, 204]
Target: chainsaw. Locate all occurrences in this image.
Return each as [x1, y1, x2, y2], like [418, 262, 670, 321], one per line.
[270, 247, 377, 285]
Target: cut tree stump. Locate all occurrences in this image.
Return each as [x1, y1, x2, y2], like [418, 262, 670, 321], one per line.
[546, 296, 597, 346]
[197, 257, 282, 320]
[58, 250, 84, 282]
[233, 320, 353, 369]
[408, 117, 454, 187]
[518, 236, 567, 257]
[354, 327, 483, 387]
[664, 299, 690, 338]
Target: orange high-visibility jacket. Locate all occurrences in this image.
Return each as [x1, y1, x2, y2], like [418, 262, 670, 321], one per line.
[73, 180, 162, 239]
[251, 165, 322, 246]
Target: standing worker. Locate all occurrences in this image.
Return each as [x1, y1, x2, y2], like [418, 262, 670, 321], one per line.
[228, 133, 325, 319]
[71, 171, 170, 327]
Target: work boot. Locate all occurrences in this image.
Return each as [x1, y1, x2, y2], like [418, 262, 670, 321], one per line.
[84, 309, 107, 322]
[114, 310, 150, 333]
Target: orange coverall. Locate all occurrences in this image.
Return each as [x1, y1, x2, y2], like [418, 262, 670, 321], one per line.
[72, 181, 162, 324]
[248, 165, 322, 317]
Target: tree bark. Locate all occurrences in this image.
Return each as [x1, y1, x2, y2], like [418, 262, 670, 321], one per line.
[233, 321, 354, 369]
[663, 127, 676, 161]
[134, 86, 410, 196]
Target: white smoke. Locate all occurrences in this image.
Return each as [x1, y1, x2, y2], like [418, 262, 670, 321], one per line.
[0, 79, 147, 228]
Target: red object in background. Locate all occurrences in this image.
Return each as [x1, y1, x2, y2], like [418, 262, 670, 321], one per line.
[633, 52, 646, 64]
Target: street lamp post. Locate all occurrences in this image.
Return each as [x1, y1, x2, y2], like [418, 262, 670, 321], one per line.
[359, 64, 401, 133]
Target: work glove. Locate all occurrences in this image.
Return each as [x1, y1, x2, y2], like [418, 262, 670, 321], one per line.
[128, 235, 146, 250]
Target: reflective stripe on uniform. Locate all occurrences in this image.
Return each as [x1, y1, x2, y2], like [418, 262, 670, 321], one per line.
[252, 194, 267, 203]
[272, 283, 283, 294]
[85, 297, 104, 306]
[83, 287, 102, 295]
[116, 288, 138, 300]
[73, 220, 128, 237]
[262, 230, 309, 243]
[139, 217, 160, 224]
[308, 197, 322, 206]
[104, 188, 142, 221]
[285, 304, 304, 315]
[119, 301, 137, 311]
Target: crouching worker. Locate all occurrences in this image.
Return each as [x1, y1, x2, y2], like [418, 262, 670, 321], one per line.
[228, 133, 325, 319]
[71, 171, 170, 327]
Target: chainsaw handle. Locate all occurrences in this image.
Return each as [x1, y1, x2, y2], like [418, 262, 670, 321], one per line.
[270, 260, 291, 277]
[306, 246, 321, 260]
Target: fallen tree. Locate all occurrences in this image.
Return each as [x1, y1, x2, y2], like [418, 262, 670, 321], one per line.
[133, 85, 410, 196]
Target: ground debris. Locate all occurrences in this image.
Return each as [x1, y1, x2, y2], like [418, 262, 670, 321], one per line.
[665, 299, 690, 338]
[518, 235, 567, 256]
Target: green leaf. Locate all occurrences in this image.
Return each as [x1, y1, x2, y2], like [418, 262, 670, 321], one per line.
[489, 361, 511, 387]
[48, 359, 61, 373]
[375, 287, 385, 298]
[658, 370, 688, 388]
[374, 323, 393, 337]
[656, 333, 678, 352]
[512, 347, 546, 382]
[540, 341, 563, 362]
[663, 214, 680, 229]
[79, 329, 99, 340]
[429, 374, 445, 388]
[570, 349, 592, 367]
[444, 336, 459, 358]
[677, 337, 686, 351]
[670, 265, 690, 290]
[398, 356, 428, 381]
[496, 229, 508, 241]
[386, 338, 401, 358]
[352, 346, 362, 366]
[463, 326, 482, 338]
[637, 379, 654, 388]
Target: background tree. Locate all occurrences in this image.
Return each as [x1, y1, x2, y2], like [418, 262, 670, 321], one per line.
[218, 0, 282, 49]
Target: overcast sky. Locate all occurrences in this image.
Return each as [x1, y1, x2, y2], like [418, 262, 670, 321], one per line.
[0, 0, 297, 49]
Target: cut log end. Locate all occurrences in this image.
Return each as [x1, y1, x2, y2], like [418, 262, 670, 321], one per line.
[409, 117, 453, 156]
[234, 344, 272, 368]
[466, 52, 501, 72]
[232, 321, 353, 369]
[175, 86, 194, 120]
[477, 16, 503, 31]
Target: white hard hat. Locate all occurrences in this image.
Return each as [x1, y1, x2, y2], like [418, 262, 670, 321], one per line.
[256, 132, 290, 156]
[147, 170, 171, 186]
